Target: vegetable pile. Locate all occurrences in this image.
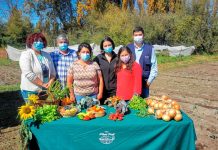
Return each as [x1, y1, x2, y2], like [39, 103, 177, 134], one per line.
[129, 95, 147, 110]
[34, 105, 60, 123]
[47, 80, 69, 101]
[146, 95, 183, 122]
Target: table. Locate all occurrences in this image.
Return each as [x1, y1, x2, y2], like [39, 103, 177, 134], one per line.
[28, 106, 196, 150]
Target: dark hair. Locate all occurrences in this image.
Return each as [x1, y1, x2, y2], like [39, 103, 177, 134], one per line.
[77, 42, 93, 58]
[115, 46, 134, 73]
[133, 26, 144, 35]
[26, 33, 47, 48]
[100, 36, 115, 52]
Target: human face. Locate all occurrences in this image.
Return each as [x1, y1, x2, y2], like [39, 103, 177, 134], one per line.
[57, 39, 69, 51]
[33, 38, 44, 51]
[120, 50, 130, 64]
[133, 31, 144, 44]
[79, 47, 91, 61]
[103, 41, 113, 53]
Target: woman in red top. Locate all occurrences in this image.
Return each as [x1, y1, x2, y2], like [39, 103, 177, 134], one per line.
[116, 46, 142, 100]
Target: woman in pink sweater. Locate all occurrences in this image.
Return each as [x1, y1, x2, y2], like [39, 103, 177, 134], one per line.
[116, 46, 142, 100]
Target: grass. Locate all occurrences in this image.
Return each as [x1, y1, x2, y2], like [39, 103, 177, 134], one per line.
[157, 53, 218, 71]
[0, 58, 19, 66]
[0, 84, 20, 93]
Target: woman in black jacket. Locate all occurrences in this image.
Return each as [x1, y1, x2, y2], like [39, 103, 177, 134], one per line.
[94, 36, 118, 104]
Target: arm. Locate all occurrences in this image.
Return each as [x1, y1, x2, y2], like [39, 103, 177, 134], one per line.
[97, 70, 104, 100]
[133, 63, 142, 95]
[19, 52, 47, 88]
[147, 48, 158, 86]
[47, 54, 56, 87]
[67, 64, 75, 102]
[67, 74, 75, 103]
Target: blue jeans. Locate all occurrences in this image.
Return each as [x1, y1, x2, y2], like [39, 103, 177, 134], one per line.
[75, 93, 97, 104]
[141, 87, 149, 98]
[21, 90, 38, 103]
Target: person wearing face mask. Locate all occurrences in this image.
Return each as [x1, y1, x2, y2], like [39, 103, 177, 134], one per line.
[50, 34, 77, 88]
[19, 33, 56, 102]
[115, 46, 142, 101]
[67, 42, 104, 104]
[127, 26, 158, 98]
[93, 36, 117, 104]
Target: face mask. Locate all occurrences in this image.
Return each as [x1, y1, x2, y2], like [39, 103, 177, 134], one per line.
[134, 36, 143, 44]
[59, 43, 68, 51]
[120, 55, 130, 64]
[33, 41, 44, 51]
[104, 46, 113, 53]
[81, 53, 90, 61]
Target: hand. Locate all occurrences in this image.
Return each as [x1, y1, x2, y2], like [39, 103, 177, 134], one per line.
[42, 83, 49, 89]
[97, 93, 103, 100]
[47, 79, 54, 87]
[70, 94, 76, 103]
[145, 81, 150, 88]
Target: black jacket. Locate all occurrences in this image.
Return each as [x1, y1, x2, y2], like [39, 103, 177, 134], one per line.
[94, 52, 117, 96]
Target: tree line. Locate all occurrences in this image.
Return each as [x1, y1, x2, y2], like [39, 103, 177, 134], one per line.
[0, 0, 217, 53]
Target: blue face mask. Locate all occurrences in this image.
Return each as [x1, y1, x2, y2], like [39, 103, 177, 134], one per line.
[104, 46, 113, 53]
[33, 41, 44, 51]
[81, 53, 90, 61]
[59, 43, 68, 51]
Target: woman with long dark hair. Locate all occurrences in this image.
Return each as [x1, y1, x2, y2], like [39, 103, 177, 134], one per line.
[116, 46, 142, 101]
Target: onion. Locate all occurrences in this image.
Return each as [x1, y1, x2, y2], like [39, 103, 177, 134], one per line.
[154, 103, 159, 109]
[167, 104, 172, 109]
[158, 102, 164, 109]
[167, 99, 172, 104]
[162, 114, 171, 121]
[173, 104, 180, 110]
[174, 113, 183, 121]
[146, 99, 152, 105]
[171, 100, 177, 105]
[162, 95, 169, 100]
[163, 104, 168, 109]
[150, 101, 155, 107]
[168, 109, 176, 118]
[155, 110, 163, 119]
[176, 110, 181, 114]
[148, 107, 155, 114]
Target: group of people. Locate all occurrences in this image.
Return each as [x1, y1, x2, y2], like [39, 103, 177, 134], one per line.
[19, 26, 158, 104]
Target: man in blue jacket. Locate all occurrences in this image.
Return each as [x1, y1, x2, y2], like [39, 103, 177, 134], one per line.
[127, 26, 158, 98]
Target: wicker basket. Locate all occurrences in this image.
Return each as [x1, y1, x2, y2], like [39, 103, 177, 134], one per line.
[34, 100, 60, 107]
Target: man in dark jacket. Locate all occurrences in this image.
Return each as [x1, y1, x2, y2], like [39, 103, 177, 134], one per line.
[127, 26, 158, 98]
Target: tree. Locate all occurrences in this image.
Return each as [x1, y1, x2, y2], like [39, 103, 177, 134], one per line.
[212, 0, 218, 17]
[147, 0, 156, 15]
[6, 7, 25, 45]
[137, 0, 145, 14]
[122, 0, 134, 11]
[34, 20, 43, 33]
[23, 16, 33, 36]
[157, 0, 166, 13]
[24, 0, 74, 32]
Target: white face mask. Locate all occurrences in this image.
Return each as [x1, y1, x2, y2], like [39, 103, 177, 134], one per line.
[134, 36, 143, 44]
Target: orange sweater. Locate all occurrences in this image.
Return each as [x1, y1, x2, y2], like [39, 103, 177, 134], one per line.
[116, 62, 142, 100]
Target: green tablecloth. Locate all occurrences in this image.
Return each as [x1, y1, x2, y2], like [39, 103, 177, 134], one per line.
[28, 107, 196, 150]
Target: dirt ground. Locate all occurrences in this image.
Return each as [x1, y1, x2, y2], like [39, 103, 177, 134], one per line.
[0, 61, 218, 150]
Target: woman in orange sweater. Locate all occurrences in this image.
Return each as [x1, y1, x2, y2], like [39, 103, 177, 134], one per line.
[116, 46, 142, 101]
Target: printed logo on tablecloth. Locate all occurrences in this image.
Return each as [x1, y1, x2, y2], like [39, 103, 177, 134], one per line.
[99, 131, 115, 144]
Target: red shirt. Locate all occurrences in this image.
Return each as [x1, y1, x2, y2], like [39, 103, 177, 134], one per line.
[116, 62, 142, 100]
